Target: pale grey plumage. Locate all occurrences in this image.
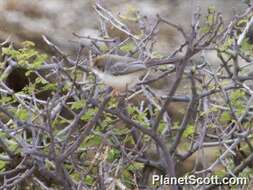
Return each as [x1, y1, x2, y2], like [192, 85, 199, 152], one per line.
[92, 54, 147, 90]
[106, 60, 146, 76]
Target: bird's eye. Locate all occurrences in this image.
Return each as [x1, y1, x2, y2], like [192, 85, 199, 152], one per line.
[96, 65, 104, 71]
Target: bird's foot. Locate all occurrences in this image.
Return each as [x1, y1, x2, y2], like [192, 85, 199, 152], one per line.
[111, 89, 121, 96]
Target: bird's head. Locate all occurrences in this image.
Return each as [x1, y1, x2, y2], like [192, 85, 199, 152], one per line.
[92, 55, 107, 72]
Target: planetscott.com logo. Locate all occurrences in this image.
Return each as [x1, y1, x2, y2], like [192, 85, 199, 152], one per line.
[152, 175, 248, 186]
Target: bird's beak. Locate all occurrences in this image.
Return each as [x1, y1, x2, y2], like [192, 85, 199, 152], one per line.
[91, 67, 100, 75]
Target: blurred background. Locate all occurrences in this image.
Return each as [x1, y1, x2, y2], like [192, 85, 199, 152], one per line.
[0, 0, 248, 54]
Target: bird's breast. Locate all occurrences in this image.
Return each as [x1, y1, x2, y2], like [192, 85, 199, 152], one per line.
[93, 69, 144, 90]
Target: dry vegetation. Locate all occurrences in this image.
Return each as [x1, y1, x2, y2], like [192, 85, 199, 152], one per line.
[0, 2, 253, 190]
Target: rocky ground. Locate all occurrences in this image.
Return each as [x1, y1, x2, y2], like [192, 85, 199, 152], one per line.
[0, 0, 248, 54]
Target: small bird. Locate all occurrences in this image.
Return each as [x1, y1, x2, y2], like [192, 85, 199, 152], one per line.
[91, 54, 147, 94]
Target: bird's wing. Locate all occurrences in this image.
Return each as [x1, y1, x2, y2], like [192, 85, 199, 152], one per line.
[108, 61, 146, 76]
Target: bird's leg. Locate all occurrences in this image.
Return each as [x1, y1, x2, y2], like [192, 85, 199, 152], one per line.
[111, 84, 130, 97]
[111, 89, 121, 96]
